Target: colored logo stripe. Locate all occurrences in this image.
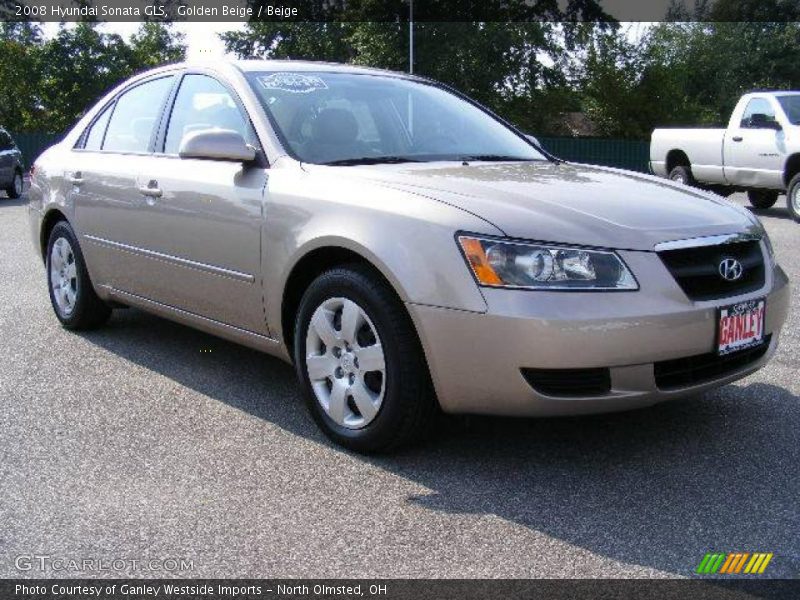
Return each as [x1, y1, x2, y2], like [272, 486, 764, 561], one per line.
[697, 552, 773, 575]
[697, 553, 726, 574]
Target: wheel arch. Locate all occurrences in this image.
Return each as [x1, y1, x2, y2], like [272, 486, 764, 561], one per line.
[783, 153, 800, 187]
[279, 240, 409, 352]
[39, 208, 70, 262]
[666, 149, 691, 174]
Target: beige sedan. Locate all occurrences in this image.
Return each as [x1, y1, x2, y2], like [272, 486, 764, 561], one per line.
[28, 61, 790, 452]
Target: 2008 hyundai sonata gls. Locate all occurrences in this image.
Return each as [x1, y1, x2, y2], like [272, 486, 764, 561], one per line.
[29, 60, 790, 452]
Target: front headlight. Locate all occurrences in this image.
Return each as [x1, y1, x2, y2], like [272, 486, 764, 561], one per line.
[458, 235, 638, 290]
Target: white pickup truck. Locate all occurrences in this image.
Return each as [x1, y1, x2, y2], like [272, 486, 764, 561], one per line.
[650, 91, 800, 221]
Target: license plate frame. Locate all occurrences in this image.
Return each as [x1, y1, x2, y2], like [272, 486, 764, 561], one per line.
[717, 298, 766, 356]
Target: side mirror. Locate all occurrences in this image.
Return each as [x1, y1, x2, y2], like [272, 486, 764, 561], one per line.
[178, 129, 256, 162]
[748, 113, 782, 131]
[525, 133, 541, 146]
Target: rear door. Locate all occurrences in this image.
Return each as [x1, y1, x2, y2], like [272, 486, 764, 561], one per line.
[127, 71, 268, 334]
[70, 75, 176, 293]
[724, 97, 786, 189]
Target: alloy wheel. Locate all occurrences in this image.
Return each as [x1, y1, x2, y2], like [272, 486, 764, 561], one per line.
[50, 237, 78, 316]
[13, 173, 22, 196]
[305, 297, 386, 429]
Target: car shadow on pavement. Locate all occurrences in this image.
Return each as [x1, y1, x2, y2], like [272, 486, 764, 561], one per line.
[81, 307, 800, 578]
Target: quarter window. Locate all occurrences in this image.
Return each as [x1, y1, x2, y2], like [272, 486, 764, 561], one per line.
[164, 74, 250, 155]
[103, 77, 173, 153]
[0, 131, 11, 151]
[83, 105, 113, 151]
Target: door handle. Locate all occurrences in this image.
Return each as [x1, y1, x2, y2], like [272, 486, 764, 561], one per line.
[138, 180, 162, 198]
[732, 136, 743, 142]
[67, 171, 83, 185]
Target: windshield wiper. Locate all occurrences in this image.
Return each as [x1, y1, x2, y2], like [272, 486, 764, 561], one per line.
[457, 154, 537, 162]
[319, 156, 423, 166]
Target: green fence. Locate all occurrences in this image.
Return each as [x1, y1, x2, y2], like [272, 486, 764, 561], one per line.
[10, 132, 651, 174]
[11, 132, 62, 169]
[539, 137, 650, 173]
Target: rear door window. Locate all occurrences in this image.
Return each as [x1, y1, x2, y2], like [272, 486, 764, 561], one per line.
[103, 77, 173, 153]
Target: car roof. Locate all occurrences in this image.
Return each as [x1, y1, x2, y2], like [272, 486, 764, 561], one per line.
[743, 90, 800, 98]
[164, 58, 422, 81]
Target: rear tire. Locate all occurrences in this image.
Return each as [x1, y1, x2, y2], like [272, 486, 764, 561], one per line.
[294, 264, 436, 453]
[787, 174, 800, 223]
[5, 170, 22, 199]
[669, 165, 693, 186]
[46, 221, 111, 330]
[747, 190, 779, 209]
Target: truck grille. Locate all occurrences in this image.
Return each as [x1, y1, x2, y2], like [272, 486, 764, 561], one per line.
[657, 240, 765, 301]
[654, 335, 771, 390]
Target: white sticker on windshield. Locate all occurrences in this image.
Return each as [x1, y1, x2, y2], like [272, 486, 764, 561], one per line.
[258, 73, 328, 94]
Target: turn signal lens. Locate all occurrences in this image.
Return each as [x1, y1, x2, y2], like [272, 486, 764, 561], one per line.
[459, 237, 502, 285]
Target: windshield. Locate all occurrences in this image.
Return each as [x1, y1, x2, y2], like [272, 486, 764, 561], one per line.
[777, 95, 800, 125]
[246, 71, 547, 165]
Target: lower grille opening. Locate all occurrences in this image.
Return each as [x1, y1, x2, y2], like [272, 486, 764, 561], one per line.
[521, 367, 611, 398]
[654, 335, 771, 391]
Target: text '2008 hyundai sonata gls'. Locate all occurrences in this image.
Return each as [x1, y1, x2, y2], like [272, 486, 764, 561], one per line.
[28, 60, 789, 452]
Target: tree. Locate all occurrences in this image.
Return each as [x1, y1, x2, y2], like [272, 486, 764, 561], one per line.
[128, 22, 186, 70]
[574, 19, 800, 137]
[0, 23, 45, 132]
[0, 22, 186, 133]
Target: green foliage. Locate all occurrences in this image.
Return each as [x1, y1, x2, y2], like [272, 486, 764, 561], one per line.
[575, 20, 800, 137]
[0, 22, 185, 133]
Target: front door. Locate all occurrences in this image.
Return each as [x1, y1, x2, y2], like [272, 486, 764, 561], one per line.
[724, 97, 786, 189]
[130, 73, 267, 335]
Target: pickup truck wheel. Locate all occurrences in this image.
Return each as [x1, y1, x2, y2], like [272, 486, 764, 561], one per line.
[294, 264, 436, 453]
[747, 190, 779, 209]
[669, 166, 693, 186]
[788, 174, 800, 222]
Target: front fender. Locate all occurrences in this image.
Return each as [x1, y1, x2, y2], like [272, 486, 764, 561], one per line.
[262, 167, 500, 341]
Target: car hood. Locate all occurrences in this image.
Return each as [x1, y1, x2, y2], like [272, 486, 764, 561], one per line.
[309, 161, 761, 251]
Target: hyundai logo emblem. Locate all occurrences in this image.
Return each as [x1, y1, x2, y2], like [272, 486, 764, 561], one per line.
[718, 258, 744, 281]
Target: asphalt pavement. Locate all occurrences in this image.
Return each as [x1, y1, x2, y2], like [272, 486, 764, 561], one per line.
[0, 191, 797, 579]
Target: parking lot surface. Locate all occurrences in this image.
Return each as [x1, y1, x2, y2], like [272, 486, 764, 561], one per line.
[0, 192, 797, 578]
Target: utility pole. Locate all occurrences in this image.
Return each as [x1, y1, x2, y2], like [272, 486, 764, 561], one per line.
[409, 0, 414, 74]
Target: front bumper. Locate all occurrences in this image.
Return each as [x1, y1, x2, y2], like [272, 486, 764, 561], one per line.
[408, 249, 790, 416]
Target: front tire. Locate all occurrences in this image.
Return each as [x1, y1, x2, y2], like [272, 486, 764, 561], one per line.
[669, 165, 693, 186]
[787, 174, 800, 223]
[46, 221, 111, 330]
[5, 170, 23, 199]
[294, 264, 436, 453]
[747, 189, 779, 209]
